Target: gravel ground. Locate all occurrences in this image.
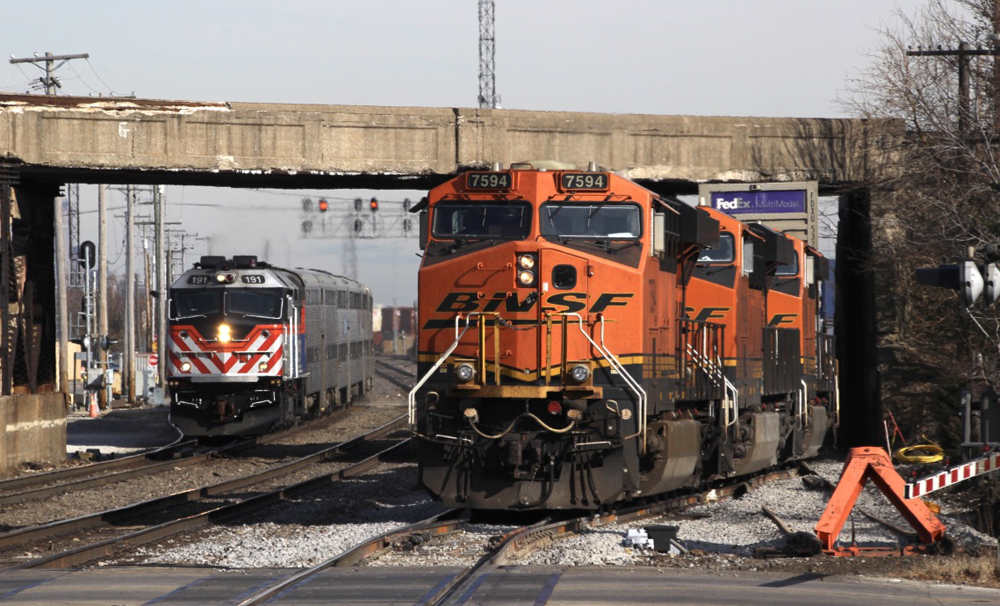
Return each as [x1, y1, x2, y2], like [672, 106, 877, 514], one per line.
[516, 459, 997, 567]
[113, 462, 447, 567]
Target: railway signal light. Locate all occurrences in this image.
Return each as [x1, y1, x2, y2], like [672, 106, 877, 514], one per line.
[318, 198, 329, 213]
[915, 259, 997, 307]
[370, 197, 379, 212]
[301, 197, 313, 212]
[984, 262, 1000, 305]
[78, 240, 96, 268]
[354, 197, 363, 212]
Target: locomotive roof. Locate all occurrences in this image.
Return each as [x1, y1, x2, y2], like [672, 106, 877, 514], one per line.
[290, 268, 368, 292]
[170, 262, 368, 293]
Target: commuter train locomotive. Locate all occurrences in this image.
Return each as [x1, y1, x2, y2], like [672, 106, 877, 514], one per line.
[167, 256, 374, 438]
[409, 164, 837, 510]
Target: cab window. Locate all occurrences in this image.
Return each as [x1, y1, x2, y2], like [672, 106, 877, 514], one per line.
[697, 233, 734, 263]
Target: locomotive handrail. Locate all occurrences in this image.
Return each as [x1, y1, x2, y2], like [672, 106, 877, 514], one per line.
[799, 379, 809, 425]
[564, 312, 647, 453]
[407, 313, 477, 426]
[683, 342, 737, 429]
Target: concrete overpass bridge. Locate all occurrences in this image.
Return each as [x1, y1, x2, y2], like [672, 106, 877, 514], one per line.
[0, 93, 886, 469]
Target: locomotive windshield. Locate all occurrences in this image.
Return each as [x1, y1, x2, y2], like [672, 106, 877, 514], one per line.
[539, 203, 641, 240]
[170, 288, 283, 320]
[432, 202, 532, 240]
[172, 290, 221, 319]
[697, 233, 735, 263]
[228, 289, 284, 319]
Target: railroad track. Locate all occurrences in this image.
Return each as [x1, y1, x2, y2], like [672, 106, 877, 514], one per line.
[0, 414, 410, 570]
[234, 465, 804, 605]
[375, 357, 416, 391]
[0, 408, 357, 510]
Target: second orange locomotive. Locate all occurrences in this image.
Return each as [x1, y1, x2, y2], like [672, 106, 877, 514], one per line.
[409, 163, 836, 510]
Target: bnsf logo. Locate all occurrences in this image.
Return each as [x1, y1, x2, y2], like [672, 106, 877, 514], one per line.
[684, 306, 730, 323]
[767, 313, 798, 327]
[435, 291, 633, 314]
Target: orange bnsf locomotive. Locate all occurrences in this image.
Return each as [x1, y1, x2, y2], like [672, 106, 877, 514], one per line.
[167, 255, 374, 438]
[408, 164, 837, 511]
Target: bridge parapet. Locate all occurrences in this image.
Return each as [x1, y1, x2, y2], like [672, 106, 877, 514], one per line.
[0, 94, 891, 189]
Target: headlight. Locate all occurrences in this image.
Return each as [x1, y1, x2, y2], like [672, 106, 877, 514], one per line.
[180, 362, 192, 372]
[518, 254, 535, 269]
[455, 363, 475, 382]
[518, 270, 535, 286]
[215, 272, 236, 283]
[569, 364, 590, 383]
[218, 323, 232, 343]
[258, 362, 268, 372]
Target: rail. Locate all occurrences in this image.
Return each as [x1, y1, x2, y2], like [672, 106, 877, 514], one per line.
[0, 414, 408, 566]
[235, 509, 464, 605]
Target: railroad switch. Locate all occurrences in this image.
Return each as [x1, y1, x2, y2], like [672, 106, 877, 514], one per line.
[814, 447, 947, 557]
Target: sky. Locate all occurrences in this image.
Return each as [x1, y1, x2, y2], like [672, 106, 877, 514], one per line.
[2, 0, 928, 305]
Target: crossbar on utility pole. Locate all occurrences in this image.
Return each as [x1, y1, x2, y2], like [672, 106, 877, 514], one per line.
[907, 43, 1000, 135]
[9, 52, 89, 95]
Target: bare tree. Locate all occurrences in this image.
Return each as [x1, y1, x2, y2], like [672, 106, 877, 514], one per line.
[843, 0, 1000, 534]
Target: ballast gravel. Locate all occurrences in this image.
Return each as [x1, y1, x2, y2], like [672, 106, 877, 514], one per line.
[129, 522, 410, 568]
[518, 459, 997, 566]
[117, 457, 999, 571]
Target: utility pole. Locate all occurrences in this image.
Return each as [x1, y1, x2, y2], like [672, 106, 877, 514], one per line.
[12, 53, 90, 402]
[9, 52, 89, 95]
[143, 234, 153, 356]
[125, 185, 135, 403]
[97, 185, 109, 408]
[907, 42, 1000, 136]
[155, 186, 167, 392]
[54, 195, 68, 396]
[478, 0, 500, 109]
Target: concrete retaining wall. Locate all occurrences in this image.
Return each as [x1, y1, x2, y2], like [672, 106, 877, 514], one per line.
[0, 394, 67, 473]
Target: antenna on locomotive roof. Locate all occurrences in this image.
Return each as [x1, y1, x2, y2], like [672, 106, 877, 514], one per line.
[491, 161, 502, 171]
[587, 161, 598, 171]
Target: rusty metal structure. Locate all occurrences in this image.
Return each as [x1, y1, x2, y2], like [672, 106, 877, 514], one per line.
[0, 161, 59, 396]
[814, 447, 947, 556]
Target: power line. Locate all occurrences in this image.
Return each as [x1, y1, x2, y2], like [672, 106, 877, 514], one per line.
[9, 52, 89, 95]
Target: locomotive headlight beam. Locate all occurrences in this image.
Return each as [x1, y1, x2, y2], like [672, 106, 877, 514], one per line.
[455, 363, 475, 382]
[518, 254, 535, 269]
[180, 362, 191, 372]
[518, 270, 535, 286]
[218, 323, 233, 343]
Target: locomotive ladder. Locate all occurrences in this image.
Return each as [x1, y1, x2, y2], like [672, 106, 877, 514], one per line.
[562, 312, 647, 452]
[682, 322, 738, 430]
